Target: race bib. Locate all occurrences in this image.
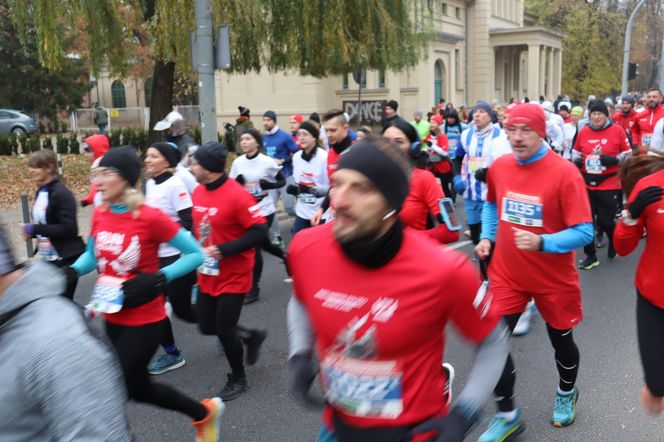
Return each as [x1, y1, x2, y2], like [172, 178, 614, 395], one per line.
[501, 192, 543, 227]
[468, 156, 488, 174]
[297, 193, 317, 205]
[244, 182, 262, 197]
[88, 275, 125, 313]
[36, 237, 59, 262]
[585, 155, 605, 175]
[643, 134, 653, 146]
[321, 354, 403, 419]
[198, 254, 220, 276]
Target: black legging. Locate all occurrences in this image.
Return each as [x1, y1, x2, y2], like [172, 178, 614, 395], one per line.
[494, 312, 580, 412]
[637, 292, 664, 397]
[434, 171, 454, 199]
[105, 319, 207, 420]
[158, 255, 197, 349]
[197, 293, 251, 379]
[253, 213, 285, 287]
[584, 189, 621, 258]
[54, 255, 81, 300]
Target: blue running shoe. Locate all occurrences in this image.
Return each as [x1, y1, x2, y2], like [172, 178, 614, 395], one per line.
[552, 388, 578, 427]
[479, 409, 524, 442]
[148, 352, 185, 375]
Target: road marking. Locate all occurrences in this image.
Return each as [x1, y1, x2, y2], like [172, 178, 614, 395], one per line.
[447, 240, 472, 250]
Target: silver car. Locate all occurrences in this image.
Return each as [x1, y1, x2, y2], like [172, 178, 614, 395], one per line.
[0, 109, 39, 137]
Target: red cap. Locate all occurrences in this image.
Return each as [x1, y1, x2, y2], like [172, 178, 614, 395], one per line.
[506, 103, 546, 138]
[430, 114, 443, 126]
[290, 114, 303, 123]
[437, 103, 444, 110]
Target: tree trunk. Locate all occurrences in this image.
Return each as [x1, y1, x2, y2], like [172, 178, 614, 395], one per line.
[147, 60, 175, 145]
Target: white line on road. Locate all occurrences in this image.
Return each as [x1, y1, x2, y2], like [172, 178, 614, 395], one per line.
[447, 240, 472, 250]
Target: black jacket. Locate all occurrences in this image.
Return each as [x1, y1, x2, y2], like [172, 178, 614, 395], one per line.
[32, 180, 86, 261]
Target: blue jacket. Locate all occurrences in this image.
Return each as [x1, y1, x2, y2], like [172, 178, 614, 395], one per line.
[263, 128, 298, 177]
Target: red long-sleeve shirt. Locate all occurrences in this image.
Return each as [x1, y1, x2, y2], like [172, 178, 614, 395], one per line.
[614, 169, 664, 308]
[611, 110, 638, 140]
[632, 106, 664, 149]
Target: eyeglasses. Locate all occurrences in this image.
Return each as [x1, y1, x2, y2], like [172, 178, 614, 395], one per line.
[90, 167, 120, 181]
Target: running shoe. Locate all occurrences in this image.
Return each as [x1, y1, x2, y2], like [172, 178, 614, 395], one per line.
[193, 397, 225, 442]
[272, 236, 286, 250]
[552, 388, 579, 427]
[478, 409, 524, 442]
[512, 300, 536, 336]
[219, 373, 249, 401]
[148, 352, 185, 375]
[578, 256, 599, 270]
[244, 285, 260, 305]
[244, 329, 267, 366]
[442, 362, 455, 405]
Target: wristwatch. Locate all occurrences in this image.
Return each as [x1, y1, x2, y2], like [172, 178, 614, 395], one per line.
[620, 209, 638, 226]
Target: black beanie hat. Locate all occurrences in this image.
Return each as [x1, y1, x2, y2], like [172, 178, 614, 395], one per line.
[622, 95, 636, 106]
[337, 140, 410, 212]
[386, 100, 399, 112]
[194, 142, 228, 173]
[151, 142, 181, 168]
[241, 128, 263, 147]
[238, 106, 250, 117]
[309, 112, 321, 124]
[263, 110, 277, 122]
[298, 120, 320, 141]
[588, 99, 609, 117]
[99, 145, 142, 186]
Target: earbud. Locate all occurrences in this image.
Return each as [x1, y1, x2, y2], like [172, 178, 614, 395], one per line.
[382, 210, 396, 220]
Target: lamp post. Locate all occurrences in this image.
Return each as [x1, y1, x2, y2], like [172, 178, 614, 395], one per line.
[621, 0, 648, 97]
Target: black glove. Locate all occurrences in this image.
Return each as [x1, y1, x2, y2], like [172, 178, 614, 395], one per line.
[286, 184, 299, 196]
[573, 157, 584, 169]
[234, 174, 245, 185]
[628, 186, 664, 219]
[259, 179, 275, 190]
[289, 353, 323, 409]
[474, 167, 488, 183]
[122, 272, 166, 309]
[62, 266, 79, 294]
[80, 199, 90, 208]
[407, 409, 471, 442]
[599, 155, 619, 166]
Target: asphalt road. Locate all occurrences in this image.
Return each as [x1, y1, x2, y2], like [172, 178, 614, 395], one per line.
[72, 216, 664, 442]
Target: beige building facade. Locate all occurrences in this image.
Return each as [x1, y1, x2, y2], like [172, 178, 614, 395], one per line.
[215, 0, 563, 126]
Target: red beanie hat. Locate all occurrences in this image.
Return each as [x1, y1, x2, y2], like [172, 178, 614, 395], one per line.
[506, 103, 546, 138]
[290, 114, 303, 123]
[430, 114, 443, 126]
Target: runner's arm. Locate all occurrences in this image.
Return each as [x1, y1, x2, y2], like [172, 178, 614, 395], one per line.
[70, 237, 97, 276]
[161, 228, 204, 282]
[480, 202, 498, 241]
[453, 322, 510, 424]
[216, 223, 268, 258]
[539, 222, 593, 253]
[177, 207, 193, 231]
[614, 216, 643, 256]
[650, 119, 664, 153]
[287, 296, 315, 358]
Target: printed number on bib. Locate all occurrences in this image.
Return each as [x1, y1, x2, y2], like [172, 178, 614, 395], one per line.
[36, 237, 59, 262]
[298, 193, 316, 205]
[321, 354, 403, 419]
[468, 156, 488, 174]
[501, 192, 543, 227]
[88, 275, 126, 313]
[198, 254, 220, 276]
[585, 155, 605, 175]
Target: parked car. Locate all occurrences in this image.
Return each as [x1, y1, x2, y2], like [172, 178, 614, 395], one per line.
[0, 109, 39, 137]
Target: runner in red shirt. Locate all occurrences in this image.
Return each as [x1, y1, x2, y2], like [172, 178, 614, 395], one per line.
[383, 120, 459, 244]
[612, 95, 638, 144]
[614, 156, 664, 416]
[190, 142, 269, 402]
[572, 100, 632, 269]
[476, 104, 593, 439]
[631, 88, 664, 153]
[67, 146, 223, 440]
[425, 114, 453, 198]
[287, 139, 509, 442]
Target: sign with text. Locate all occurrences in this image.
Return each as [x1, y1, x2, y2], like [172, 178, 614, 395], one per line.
[343, 100, 387, 125]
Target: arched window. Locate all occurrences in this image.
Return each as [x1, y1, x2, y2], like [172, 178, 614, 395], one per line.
[144, 78, 153, 107]
[111, 80, 126, 108]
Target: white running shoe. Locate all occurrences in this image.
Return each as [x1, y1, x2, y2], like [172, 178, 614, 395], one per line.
[512, 300, 536, 336]
[443, 362, 455, 405]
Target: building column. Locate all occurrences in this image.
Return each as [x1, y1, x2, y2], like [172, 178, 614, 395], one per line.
[539, 46, 546, 99]
[552, 48, 562, 97]
[547, 47, 554, 99]
[527, 44, 540, 101]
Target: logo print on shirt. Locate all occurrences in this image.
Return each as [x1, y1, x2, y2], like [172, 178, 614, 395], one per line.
[657, 208, 664, 214]
[314, 289, 368, 312]
[370, 298, 399, 323]
[110, 235, 141, 275]
[96, 232, 141, 275]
